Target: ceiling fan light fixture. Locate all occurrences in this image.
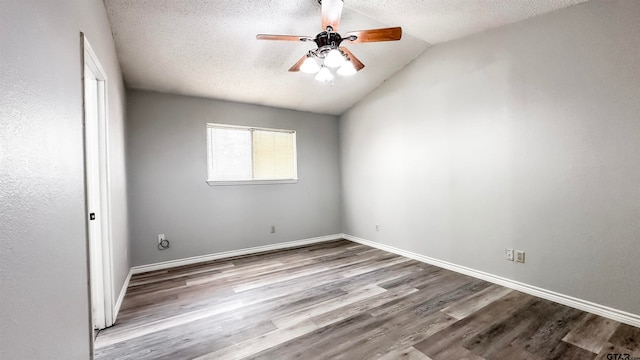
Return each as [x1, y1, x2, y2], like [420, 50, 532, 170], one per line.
[324, 48, 345, 68]
[300, 56, 320, 74]
[315, 66, 334, 82]
[256, 0, 403, 81]
[337, 60, 356, 76]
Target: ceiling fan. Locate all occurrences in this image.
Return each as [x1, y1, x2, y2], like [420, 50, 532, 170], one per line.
[256, 0, 402, 82]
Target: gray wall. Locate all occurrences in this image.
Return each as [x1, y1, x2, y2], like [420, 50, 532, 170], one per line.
[0, 1, 129, 358]
[341, 0, 640, 315]
[127, 90, 341, 266]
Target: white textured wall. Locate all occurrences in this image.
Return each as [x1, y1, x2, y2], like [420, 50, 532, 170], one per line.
[126, 90, 341, 266]
[0, 1, 129, 358]
[341, 0, 640, 315]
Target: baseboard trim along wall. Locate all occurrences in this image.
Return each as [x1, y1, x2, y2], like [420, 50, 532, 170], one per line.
[113, 268, 132, 322]
[343, 234, 640, 328]
[130, 234, 344, 275]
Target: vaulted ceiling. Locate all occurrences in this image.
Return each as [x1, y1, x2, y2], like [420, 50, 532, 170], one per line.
[104, 0, 587, 115]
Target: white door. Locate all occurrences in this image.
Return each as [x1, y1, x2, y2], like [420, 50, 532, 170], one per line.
[84, 64, 106, 330]
[83, 35, 114, 331]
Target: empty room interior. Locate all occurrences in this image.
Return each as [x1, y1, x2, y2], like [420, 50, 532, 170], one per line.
[2, 0, 640, 359]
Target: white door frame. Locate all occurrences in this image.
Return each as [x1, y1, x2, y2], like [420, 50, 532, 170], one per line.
[82, 33, 115, 330]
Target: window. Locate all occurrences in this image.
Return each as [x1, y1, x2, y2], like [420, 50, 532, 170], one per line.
[206, 123, 297, 185]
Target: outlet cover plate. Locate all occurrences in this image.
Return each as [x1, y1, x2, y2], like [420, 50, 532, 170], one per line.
[505, 248, 514, 261]
[515, 250, 525, 263]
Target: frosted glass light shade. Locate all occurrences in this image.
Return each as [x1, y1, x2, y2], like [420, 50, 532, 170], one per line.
[315, 66, 334, 82]
[300, 57, 320, 74]
[324, 49, 345, 68]
[337, 60, 357, 76]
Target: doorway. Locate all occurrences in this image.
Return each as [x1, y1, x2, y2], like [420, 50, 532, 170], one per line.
[82, 34, 115, 331]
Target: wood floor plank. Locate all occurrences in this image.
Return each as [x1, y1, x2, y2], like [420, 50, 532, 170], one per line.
[562, 313, 620, 353]
[331, 310, 458, 360]
[489, 343, 543, 360]
[543, 341, 597, 360]
[98, 283, 349, 348]
[248, 312, 386, 359]
[511, 302, 587, 359]
[377, 265, 441, 290]
[423, 345, 485, 360]
[462, 298, 564, 359]
[231, 264, 333, 292]
[271, 284, 387, 328]
[595, 342, 640, 360]
[440, 284, 513, 320]
[129, 263, 236, 287]
[413, 290, 535, 357]
[374, 346, 434, 360]
[368, 275, 489, 318]
[225, 252, 408, 302]
[95, 240, 640, 360]
[193, 320, 323, 360]
[310, 284, 419, 328]
[254, 279, 488, 360]
[608, 323, 640, 352]
[95, 316, 274, 360]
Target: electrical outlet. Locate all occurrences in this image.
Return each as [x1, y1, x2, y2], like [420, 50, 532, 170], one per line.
[270, 225, 276, 234]
[157, 233, 170, 250]
[376, 225, 379, 232]
[515, 250, 525, 263]
[505, 248, 514, 261]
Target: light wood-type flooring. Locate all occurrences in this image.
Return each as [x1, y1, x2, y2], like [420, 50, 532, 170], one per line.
[95, 240, 640, 359]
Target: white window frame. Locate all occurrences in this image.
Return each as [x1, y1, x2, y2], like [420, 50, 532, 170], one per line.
[206, 123, 298, 185]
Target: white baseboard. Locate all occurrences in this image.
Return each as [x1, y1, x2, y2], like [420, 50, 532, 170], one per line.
[131, 234, 343, 275]
[343, 233, 640, 328]
[113, 268, 132, 322]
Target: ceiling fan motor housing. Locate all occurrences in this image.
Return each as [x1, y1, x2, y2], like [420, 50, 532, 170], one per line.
[315, 31, 343, 50]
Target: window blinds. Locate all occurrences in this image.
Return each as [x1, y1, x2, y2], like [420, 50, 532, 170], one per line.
[253, 130, 295, 180]
[208, 125, 296, 182]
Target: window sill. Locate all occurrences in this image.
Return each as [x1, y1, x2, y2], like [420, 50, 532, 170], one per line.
[206, 179, 299, 186]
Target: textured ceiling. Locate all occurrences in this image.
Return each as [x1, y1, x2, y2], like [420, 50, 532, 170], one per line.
[104, 0, 588, 115]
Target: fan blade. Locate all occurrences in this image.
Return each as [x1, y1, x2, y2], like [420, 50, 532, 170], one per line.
[339, 47, 365, 71]
[288, 54, 309, 72]
[321, 0, 343, 31]
[344, 27, 402, 43]
[256, 34, 312, 42]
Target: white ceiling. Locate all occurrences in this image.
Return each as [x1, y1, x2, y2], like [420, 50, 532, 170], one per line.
[104, 0, 587, 115]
